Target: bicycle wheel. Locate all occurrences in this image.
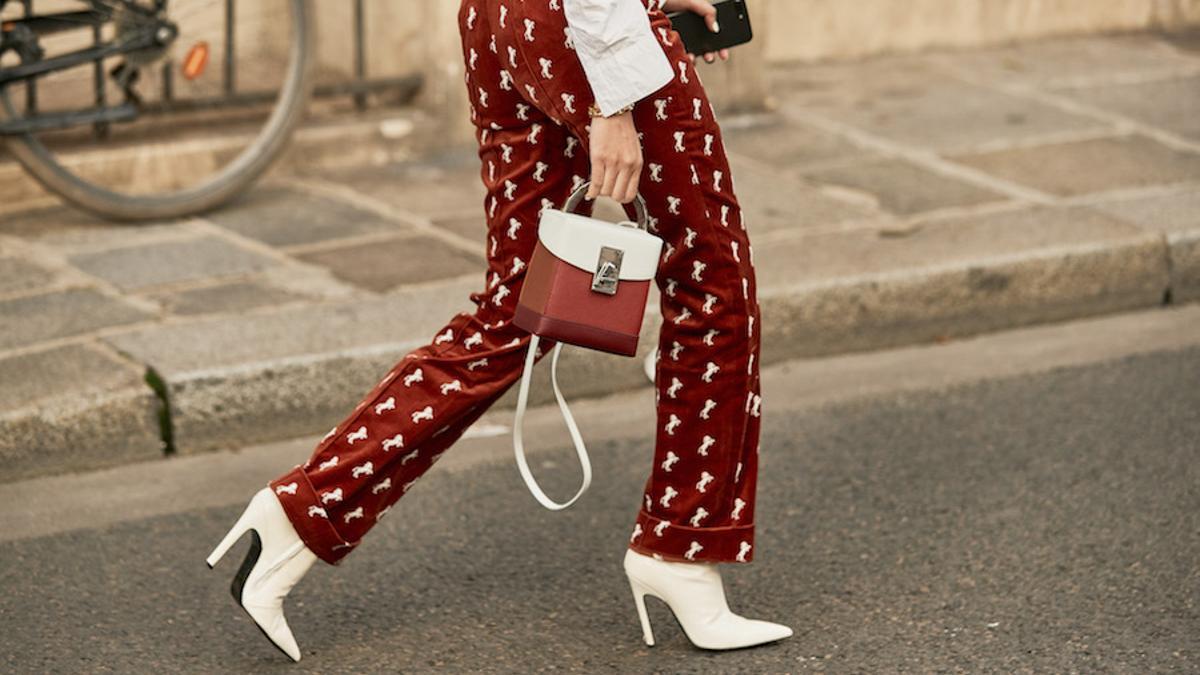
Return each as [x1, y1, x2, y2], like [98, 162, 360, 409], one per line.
[0, 0, 314, 221]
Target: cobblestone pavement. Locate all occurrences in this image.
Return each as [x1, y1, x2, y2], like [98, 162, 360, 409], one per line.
[1, 33, 1197, 481]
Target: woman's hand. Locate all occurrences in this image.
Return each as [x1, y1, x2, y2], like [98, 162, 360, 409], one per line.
[661, 0, 730, 64]
[586, 111, 642, 204]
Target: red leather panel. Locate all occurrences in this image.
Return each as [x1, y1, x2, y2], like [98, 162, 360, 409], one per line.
[514, 304, 640, 356]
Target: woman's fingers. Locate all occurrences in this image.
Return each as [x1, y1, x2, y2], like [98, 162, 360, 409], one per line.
[587, 160, 603, 199]
[610, 168, 631, 204]
[599, 159, 620, 199]
[625, 165, 642, 203]
[618, 147, 645, 203]
[589, 158, 642, 203]
[613, 162, 641, 204]
[694, 0, 719, 31]
[624, 168, 643, 201]
[702, 49, 729, 63]
[686, 0, 727, 64]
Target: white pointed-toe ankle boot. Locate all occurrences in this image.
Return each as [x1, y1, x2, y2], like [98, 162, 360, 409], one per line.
[623, 548, 794, 650]
[207, 487, 318, 662]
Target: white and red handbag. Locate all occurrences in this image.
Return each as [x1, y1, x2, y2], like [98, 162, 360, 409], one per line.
[511, 182, 664, 510]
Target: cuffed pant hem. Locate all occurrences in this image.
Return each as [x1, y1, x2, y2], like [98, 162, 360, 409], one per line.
[270, 466, 359, 566]
[628, 508, 755, 563]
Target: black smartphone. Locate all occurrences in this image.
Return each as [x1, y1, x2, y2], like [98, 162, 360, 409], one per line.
[666, 0, 753, 56]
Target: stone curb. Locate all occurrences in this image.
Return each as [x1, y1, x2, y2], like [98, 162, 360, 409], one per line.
[0, 386, 163, 484]
[760, 234, 1172, 359]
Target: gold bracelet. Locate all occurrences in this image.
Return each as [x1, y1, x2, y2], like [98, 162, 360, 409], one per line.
[588, 101, 635, 118]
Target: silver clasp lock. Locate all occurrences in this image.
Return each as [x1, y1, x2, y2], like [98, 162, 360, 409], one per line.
[591, 246, 624, 295]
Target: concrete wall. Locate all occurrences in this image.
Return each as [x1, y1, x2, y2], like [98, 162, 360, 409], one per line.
[758, 0, 1200, 63]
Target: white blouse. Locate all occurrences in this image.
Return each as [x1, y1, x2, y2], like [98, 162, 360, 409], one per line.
[562, 0, 675, 117]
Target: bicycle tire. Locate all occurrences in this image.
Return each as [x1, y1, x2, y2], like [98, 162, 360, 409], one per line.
[0, 0, 315, 222]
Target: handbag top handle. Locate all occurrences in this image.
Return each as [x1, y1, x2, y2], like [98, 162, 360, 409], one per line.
[560, 181, 651, 232]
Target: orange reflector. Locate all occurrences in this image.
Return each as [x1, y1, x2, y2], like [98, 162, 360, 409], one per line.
[182, 42, 210, 80]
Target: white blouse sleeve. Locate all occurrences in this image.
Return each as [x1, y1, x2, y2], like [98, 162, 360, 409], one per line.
[562, 0, 675, 116]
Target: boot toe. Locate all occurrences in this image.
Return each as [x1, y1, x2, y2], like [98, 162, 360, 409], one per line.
[244, 603, 302, 662]
[747, 618, 794, 644]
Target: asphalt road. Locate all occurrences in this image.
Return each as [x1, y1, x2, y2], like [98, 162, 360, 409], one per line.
[2, 306, 1198, 674]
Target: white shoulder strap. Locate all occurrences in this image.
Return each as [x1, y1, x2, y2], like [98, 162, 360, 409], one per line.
[512, 334, 592, 510]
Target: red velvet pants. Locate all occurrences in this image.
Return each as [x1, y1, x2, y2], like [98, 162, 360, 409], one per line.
[270, 0, 763, 566]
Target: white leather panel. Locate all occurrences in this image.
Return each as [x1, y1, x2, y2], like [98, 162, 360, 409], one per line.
[537, 209, 663, 280]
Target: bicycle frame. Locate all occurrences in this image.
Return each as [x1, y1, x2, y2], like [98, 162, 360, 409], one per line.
[0, 0, 170, 134]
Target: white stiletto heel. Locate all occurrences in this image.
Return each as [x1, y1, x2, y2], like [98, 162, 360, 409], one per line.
[623, 548, 793, 650]
[207, 487, 318, 662]
[206, 503, 254, 569]
[628, 576, 656, 646]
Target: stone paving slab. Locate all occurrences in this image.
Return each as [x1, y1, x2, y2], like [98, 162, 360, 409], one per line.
[1092, 190, 1200, 303]
[0, 288, 151, 351]
[103, 276, 474, 377]
[1163, 31, 1200, 56]
[66, 234, 280, 292]
[0, 203, 194, 250]
[722, 115, 879, 171]
[0, 256, 56, 296]
[0, 343, 135, 410]
[145, 278, 316, 316]
[758, 206, 1154, 279]
[204, 185, 406, 248]
[429, 213, 488, 243]
[769, 57, 1110, 153]
[318, 156, 488, 220]
[293, 234, 482, 292]
[753, 206, 1170, 357]
[1052, 75, 1200, 141]
[0, 159, 32, 208]
[803, 157, 1007, 216]
[0, 344, 162, 483]
[949, 134, 1200, 197]
[927, 34, 1199, 87]
[726, 154, 881, 233]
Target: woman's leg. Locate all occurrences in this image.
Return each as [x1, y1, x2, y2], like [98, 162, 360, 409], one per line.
[496, 0, 763, 564]
[268, 0, 593, 566]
